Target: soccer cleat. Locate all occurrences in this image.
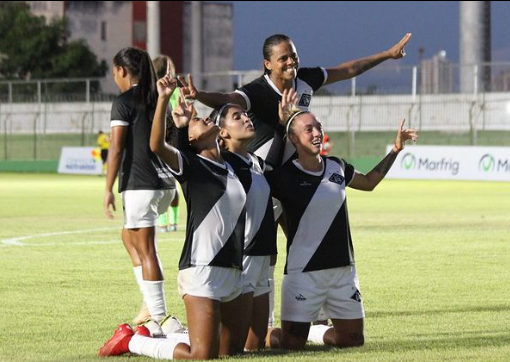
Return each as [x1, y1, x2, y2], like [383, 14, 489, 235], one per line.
[98, 324, 134, 357]
[158, 226, 169, 233]
[169, 224, 178, 232]
[135, 325, 151, 337]
[140, 318, 164, 337]
[160, 315, 187, 334]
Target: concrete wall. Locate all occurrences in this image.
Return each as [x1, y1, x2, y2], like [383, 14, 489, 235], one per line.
[2, 93, 509, 135]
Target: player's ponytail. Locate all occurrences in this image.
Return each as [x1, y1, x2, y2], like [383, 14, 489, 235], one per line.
[113, 47, 157, 107]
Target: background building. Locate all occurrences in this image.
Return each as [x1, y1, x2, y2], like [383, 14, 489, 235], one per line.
[26, 1, 233, 94]
[420, 51, 454, 94]
[492, 69, 510, 92]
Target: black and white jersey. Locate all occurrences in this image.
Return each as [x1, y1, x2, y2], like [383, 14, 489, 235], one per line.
[266, 157, 355, 274]
[171, 150, 246, 270]
[110, 87, 175, 192]
[235, 67, 327, 166]
[221, 151, 277, 257]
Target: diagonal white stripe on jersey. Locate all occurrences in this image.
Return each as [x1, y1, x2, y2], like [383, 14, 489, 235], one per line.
[191, 163, 246, 266]
[287, 159, 346, 274]
[244, 154, 271, 249]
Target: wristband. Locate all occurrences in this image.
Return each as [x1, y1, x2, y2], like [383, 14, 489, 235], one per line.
[392, 142, 402, 153]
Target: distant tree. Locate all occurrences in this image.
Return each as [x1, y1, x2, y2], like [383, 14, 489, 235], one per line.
[0, 3, 106, 93]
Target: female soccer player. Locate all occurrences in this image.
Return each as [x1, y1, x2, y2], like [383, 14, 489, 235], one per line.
[100, 73, 249, 360]
[214, 103, 277, 350]
[265, 89, 418, 350]
[103, 47, 180, 328]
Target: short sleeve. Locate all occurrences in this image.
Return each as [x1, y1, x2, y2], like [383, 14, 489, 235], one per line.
[297, 67, 327, 92]
[342, 159, 355, 185]
[237, 80, 264, 113]
[170, 150, 199, 184]
[110, 98, 131, 127]
[264, 167, 283, 200]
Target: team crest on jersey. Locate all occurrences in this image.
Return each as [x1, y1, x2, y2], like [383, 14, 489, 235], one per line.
[350, 290, 362, 302]
[329, 173, 345, 185]
[299, 94, 311, 107]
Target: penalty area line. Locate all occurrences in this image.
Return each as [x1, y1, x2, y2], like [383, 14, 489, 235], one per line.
[1, 226, 184, 247]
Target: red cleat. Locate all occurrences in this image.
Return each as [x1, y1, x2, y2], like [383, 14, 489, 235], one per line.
[98, 324, 134, 357]
[135, 325, 151, 337]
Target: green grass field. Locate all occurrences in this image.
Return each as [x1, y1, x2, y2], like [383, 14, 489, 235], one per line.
[1, 173, 510, 362]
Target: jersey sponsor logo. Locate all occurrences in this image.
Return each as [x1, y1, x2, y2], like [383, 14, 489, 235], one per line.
[295, 293, 307, 301]
[300, 181, 312, 186]
[299, 93, 312, 107]
[329, 173, 345, 185]
[350, 289, 362, 302]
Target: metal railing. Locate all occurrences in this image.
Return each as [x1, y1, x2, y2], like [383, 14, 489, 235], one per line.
[1, 62, 509, 161]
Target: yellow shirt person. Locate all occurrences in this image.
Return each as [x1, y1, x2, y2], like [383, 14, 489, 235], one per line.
[97, 131, 110, 173]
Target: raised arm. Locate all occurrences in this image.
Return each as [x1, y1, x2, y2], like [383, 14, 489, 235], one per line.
[349, 119, 418, 191]
[177, 74, 247, 109]
[324, 33, 411, 85]
[150, 73, 193, 171]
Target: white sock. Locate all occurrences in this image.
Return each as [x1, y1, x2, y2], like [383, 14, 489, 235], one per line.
[267, 266, 275, 327]
[307, 324, 331, 344]
[133, 266, 145, 297]
[141, 280, 167, 322]
[129, 334, 187, 360]
[166, 332, 190, 344]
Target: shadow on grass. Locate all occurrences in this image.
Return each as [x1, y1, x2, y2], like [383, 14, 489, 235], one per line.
[359, 332, 510, 354]
[222, 329, 510, 361]
[240, 344, 335, 359]
[368, 304, 510, 319]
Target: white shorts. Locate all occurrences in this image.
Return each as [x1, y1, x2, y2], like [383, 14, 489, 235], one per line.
[122, 189, 175, 229]
[242, 255, 271, 297]
[281, 266, 365, 323]
[178, 266, 243, 303]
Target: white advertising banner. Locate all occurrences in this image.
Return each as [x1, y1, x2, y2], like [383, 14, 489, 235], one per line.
[58, 147, 103, 175]
[386, 145, 510, 181]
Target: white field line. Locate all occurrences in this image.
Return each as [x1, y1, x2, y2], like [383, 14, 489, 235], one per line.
[0, 227, 183, 247]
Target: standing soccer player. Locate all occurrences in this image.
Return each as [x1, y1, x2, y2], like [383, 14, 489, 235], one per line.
[103, 47, 181, 330]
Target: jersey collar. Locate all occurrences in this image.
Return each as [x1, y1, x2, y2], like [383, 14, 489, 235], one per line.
[264, 74, 296, 96]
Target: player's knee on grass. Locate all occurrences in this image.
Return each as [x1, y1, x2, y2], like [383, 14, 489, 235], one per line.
[329, 328, 364, 348]
[280, 321, 309, 350]
[329, 318, 364, 348]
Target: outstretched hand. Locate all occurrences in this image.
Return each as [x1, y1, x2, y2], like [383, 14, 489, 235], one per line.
[278, 88, 299, 126]
[171, 89, 196, 128]
[387, 33, 412, 59]
[155, 60, 178, 98]
[156, 76, 177, 99]
[177, 74, 198, 103]
[394, 119, 418, 152]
